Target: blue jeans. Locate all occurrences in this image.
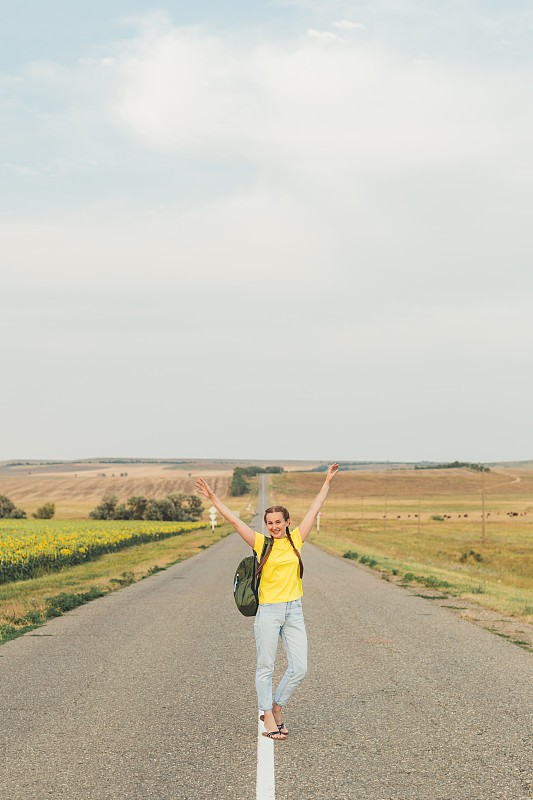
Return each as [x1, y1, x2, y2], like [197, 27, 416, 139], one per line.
[253, 598, 308, 712]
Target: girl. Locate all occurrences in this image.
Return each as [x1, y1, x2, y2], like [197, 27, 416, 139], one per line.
[195, 463, 339, 740]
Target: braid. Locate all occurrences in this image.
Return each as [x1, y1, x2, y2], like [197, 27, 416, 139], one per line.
[286, 530, 304, 579]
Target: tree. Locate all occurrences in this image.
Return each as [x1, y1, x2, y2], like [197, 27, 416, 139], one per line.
[113, 503, 132, 520]
[182, 494, 203, 518]
[32, 502, 55, 519]
[167, 493, 203, 520]
[241, 466, 266, 477]
[0, 495, 26, 518]
[230, 468, 248, 496]
[89, 495, 118, 520]
[127, 496, 149, 519]
[144, 497, 177, 521]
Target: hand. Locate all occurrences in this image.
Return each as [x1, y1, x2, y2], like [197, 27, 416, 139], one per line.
[325, 463, 339, 483]
[195, 477, 215, 500]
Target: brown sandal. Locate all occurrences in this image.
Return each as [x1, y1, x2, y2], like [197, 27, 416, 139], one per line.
[260, 714, 289, 737]
[262, 729, 287, 739]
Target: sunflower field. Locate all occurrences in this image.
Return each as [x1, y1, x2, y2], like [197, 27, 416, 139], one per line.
[0, 519, 208, 583]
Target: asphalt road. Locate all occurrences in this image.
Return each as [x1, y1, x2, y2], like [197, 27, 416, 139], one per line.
[1, 476, 532, 800]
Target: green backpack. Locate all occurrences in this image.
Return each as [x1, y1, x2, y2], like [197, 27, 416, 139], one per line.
[233, 537, 272, 617]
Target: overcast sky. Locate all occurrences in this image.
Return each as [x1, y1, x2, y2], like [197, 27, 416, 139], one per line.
[1, 1, 532, 462]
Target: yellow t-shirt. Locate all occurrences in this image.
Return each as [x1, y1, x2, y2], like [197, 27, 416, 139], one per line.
[253, 527, 303, 604]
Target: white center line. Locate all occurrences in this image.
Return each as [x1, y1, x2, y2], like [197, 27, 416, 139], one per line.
[256, 713, 275, 800]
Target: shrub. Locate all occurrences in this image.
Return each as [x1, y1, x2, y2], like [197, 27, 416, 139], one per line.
[401, 571, 451, 589]
[109, 571, 135, 586]
[343, 551, 378, 568]
[45, 587, 107, 618]
[89, 493, 203, 521]
[32, 502, 55, 520]
[0, 495, 26, 519]
[421, 575, 452, 589]
[359, 554, 378, 568]
[415, 461, 490, 472]
[459, 549, 483, 563]
[23, 609, 43, 624]
[431, 514, 445, 521]
[144, 497, 173, 520]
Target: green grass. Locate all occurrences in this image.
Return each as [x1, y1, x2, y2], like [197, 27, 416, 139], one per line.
[311, 519, 533, 620]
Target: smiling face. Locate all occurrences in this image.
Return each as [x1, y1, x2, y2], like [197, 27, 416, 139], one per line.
[265, 510, 289, 539]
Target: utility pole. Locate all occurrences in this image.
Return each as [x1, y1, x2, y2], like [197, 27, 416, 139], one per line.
[481, 466, 486, 544]
[418, 491, 421, 536]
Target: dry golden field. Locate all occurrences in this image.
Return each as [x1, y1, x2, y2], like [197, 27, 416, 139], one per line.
[0, 459, 316, 518]
[0, 464, 233, 518]
[269, 468, 533, 626]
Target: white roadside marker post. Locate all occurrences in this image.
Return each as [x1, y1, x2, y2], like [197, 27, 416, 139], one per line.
[209, 505, 217, 533]
[316, 511, 321, 534]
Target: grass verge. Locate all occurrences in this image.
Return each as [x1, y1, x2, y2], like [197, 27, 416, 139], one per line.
[0, 521, 236, 648]
[310, 529, 533, 624]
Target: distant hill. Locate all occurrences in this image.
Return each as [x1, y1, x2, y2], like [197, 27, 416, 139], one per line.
[488, 460, 533, 468]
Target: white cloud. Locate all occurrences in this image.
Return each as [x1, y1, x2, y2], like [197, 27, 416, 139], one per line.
[331, 20, 366, 30]
[3, 20, 533, 302]
[102, 23, 530, 176]
[306, 28, 341, 41]
[2, 18, 533, 306]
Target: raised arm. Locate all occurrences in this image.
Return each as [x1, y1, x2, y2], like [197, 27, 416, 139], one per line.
[195, 477, 256, 547]
[298, 463, 339, 541]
